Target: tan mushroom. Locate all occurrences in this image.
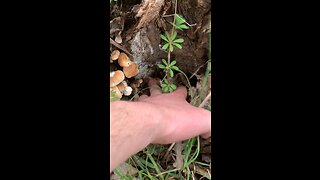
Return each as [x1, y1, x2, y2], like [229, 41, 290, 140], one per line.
[123, 63, 139, 78]
[110, 70, 125, 87]
[110, 86, 122, 99]
[111, 50, 120, 61]
[118, 52, 132, 67]
[116, 81, 128, 92]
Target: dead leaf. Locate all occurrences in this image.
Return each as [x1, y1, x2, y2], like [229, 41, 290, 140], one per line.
[115, 31, 122, 44]
[110, 16, 124, 37]
[110, 162, 138, 179]
[193, 164, 211, 179]
[172, 142, 184, 169]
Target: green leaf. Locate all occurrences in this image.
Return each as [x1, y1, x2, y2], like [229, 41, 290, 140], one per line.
[171, 84, 177, 90]
[170, 60, 176, 66]
[162, 59, 168, 66]
[169, 69, 174, 77]
[111, 97, 120, 101]
[165, 31, 171, 40]
[164, 86, 169, 92]
[158, 64, 166, 69]
[160, 83, 167, 88]
[162, 43, 169, 50]
[175, 14, 186, 26]
[172, 31, 177, 41]
[174, 43, 182, 49]
[160, 34, 169, 42]
[110, 91, 116, 96]
[173, 38, 184, 43]
[179, 24, 189, 29]
[175, 26, 183, 31]
[169, 87, 174, 92]
[169, 44, 174, 52]
[164, 78, 169, 84]
[171, 66, 180, 71]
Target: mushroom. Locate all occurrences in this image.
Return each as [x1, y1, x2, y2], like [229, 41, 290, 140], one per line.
[118, 52, 132, 67]
[116, 81, 133, 96]
[123, 63, 139, 78]
[116, 81, 128, 92]
[111, 50, 120, 61]
[110, 70, 125, 87]
[110, 86, 122, 99]
[123, 86, 133, 96]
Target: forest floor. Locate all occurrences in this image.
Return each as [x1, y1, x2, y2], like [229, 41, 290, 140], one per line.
[110, 0, 211, 179]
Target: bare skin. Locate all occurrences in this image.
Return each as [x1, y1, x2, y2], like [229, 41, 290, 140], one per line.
[110, 79, 211, 172]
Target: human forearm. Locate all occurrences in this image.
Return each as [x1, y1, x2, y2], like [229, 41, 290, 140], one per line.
[110, 101, 161, 172]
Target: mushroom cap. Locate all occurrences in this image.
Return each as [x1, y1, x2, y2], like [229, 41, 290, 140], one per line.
[110, 70, 125, 87]
[123, 63, 139, 78]
[118, 52, 132, 67]
[111, 50, 120, 60]
[123, 86, 133, 96]
[110, 86, 122, 99]
[116, 81, 128, 92]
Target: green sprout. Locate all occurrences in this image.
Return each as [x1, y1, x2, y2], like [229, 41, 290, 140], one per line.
[160, 78, 177, 93]
[160, 31, 184, 52]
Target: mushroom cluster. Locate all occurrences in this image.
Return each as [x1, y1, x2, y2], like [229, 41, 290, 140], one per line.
[110, 50, 140, 99]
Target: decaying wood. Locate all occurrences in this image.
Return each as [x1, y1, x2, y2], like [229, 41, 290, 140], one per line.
[135, 0, 165, 31]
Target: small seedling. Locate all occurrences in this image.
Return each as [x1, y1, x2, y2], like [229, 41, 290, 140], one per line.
[161, 78, 177, 93]
[158, 59, 180, 77]
[160, 31, 184, 52]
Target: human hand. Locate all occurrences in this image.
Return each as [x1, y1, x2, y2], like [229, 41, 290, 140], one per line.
[138, 78, 211, 144]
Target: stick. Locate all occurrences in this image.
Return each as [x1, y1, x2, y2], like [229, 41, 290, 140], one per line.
[199, 92, 211, 108]
[110, 38, 133, 57]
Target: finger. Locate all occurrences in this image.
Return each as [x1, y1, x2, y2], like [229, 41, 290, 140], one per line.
[170, 86, 187, 100]
[148, 79, 162, 96]
[138, 95, 149, 101]
[171, 109, 211, 143]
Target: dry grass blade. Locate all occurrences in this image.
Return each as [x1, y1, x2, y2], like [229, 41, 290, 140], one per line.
[199, 92, 211, 108]
[173, 142, 184, 169]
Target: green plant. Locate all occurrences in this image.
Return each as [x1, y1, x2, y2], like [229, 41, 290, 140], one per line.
[110, 91, 120, 102]
[160, 31, 184, 52]
[158, 59, 180, 77]
[173, 14, 189, 31]
[158, 13, 190, 93]
[160, 78, 177, 93]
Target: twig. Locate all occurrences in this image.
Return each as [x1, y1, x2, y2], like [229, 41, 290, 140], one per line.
[199, 92, 211, 108]
[110, 38, 133, 56]
[189, 60, 210, 79]
[160, 142, 175, 165]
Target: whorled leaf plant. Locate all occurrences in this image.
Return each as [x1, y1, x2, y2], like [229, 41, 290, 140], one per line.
[158, 14, 190, 93]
